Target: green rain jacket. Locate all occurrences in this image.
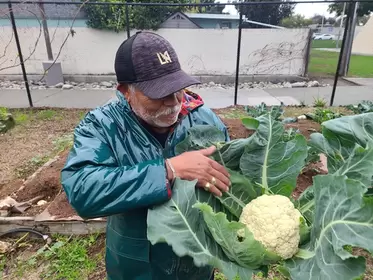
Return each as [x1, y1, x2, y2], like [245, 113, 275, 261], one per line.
[61, 90, 229, 280]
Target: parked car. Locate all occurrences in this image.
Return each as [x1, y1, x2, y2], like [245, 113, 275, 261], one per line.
[314, 34, 336, 40]
[312, 32, 322, 39]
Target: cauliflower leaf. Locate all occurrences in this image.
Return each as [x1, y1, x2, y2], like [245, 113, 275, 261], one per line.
[194, 202, 281, 269]
[285, 174, 373, 280]
[240, 115, 308, 196]
[147, 178, 261, 280]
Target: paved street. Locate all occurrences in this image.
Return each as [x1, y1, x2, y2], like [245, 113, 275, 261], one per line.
[1, 84, 372, 109]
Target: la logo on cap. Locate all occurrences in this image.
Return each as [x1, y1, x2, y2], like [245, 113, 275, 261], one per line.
[157, 51, 172, 65]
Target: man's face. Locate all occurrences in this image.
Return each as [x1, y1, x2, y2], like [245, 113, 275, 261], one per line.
[125, 85, 183, 128]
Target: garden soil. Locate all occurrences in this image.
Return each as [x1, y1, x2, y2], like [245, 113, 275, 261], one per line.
[47, 191, 77, 219]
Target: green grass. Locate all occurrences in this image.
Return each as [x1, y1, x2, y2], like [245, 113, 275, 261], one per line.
[1, 233, 105, 280]
[311, 40, 341, 49]
[309, 50, 373, 78]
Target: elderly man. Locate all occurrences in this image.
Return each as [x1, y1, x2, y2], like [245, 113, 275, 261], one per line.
[61, 31, 231, 280]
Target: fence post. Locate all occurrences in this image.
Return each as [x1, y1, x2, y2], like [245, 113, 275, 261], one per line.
[125, 1, 130, 38]
[330, 2, 354, 107]
[8, 1, 33, 107]
[234, 7, 243, 106]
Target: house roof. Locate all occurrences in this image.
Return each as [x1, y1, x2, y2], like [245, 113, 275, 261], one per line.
[184, 12, 240, 20]
[162, 11, 202, 28]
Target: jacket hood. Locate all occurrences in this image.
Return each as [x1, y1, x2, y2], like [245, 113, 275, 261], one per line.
[115, 89, 204, 117]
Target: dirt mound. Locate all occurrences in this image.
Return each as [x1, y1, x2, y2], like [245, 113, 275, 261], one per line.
[220, 118, 255, 140]
[292, 161, 328, 200]
[285, 119, 321, 139]
[14, 150, 69, 203]
[47, 191, 77, 219]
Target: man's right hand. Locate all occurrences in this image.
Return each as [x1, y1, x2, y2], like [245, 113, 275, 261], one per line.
[166, 146, 231, 197]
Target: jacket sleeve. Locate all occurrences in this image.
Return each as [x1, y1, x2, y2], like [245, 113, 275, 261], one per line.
[61, 117, 171, 219]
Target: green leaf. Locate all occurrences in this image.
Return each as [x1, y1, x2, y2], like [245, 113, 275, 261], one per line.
[216, 169, 261, 218]
[309, 112, 373, 178]
[241, 117, 259, 130]
[175, 125, 226, 155]
[147, 178, 256, 280]
[194, 202, 281, 269]
[298, 216, 311, 245]
[240, 114, 308, 196]
[214, 138, 251, 170]
[285, 174, 373, 280]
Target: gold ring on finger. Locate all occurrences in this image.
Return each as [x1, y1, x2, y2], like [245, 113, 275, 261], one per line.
[204, 182, 211, 191]
[211, 177, 216, 185]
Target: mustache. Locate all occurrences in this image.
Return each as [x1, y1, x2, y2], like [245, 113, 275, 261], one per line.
[154, 104, 181, 117]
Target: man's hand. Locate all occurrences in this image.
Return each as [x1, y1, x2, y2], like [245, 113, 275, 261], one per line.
[166, 146, 231, 197]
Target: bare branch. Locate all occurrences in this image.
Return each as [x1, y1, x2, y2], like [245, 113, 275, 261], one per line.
[37, 0, 91, 83]
[0, 8, 43, 72]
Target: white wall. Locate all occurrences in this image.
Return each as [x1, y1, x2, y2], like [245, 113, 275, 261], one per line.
[0, 27, 310, 77]
[352, 17, 373, 56]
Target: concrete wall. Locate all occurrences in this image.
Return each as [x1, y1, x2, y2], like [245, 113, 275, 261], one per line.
[0, 27, 310, 77]
[352, 17, 373, 56]
[0, 0, 85, 20]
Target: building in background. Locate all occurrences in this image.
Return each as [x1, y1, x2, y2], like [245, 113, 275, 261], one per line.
[352, 16, 373, 55]
[160, 12, 240, 29]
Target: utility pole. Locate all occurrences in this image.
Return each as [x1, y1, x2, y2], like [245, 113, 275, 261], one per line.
[336, 3, 346, 49]
[38, 0, 53, 61]
[339, 1, 359, 76]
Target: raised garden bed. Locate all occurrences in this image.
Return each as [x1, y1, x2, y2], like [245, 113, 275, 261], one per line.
[0, 105, 326, 236]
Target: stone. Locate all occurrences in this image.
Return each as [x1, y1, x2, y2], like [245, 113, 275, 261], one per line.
[0, 241, 11, 254]
[37, 200, 47, 206]
[71, 82, 78, 86]
[55, 82, 64, 88]
[283, 82, 292, 88]
[208, 81, 215, 86]
[39, 86, 46, 90]
[62, 84, 73, 90]
[100, 81, 112, 88]
[291, 82, 307, 88]
[308, 81, 320, 87]
[298, 115, 307, 120]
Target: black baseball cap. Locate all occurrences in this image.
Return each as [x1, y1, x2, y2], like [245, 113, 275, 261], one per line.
[114, 31, 201, 99]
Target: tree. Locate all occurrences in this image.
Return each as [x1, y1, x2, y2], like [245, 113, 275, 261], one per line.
[84, 0, 190, 32]
[186, 0, 225, 14]
[237, 0, 295, 28]
[328, 2, 373, 17]
[311, 14, 326, 24]
[280, 14, 312, 28]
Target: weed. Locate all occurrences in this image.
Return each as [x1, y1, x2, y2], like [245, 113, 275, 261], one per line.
[15, 155, 50, 178]
[14, 113, 29, 125]
[37, 110, 57, 120]
[312, 108, 343, 124]
[312, 97, 327, 108]
[16, 234, 100, 280]
[53, 133, 74, 153]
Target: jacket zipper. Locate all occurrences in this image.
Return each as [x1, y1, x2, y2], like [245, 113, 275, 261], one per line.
[130, 112, 186, 158]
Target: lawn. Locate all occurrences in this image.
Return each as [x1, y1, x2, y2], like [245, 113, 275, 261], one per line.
[311, 39, 341, 49]
[308, 50, 373, 78]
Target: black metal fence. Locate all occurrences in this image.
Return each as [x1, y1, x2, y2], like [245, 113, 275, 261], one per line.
[0, 0, 372, 108]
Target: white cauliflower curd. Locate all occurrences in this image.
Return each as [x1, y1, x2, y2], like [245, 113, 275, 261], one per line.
[238, 194, 302, 259]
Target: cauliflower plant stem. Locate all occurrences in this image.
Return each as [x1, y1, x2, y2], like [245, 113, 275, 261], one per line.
[213, 143, 314, 262]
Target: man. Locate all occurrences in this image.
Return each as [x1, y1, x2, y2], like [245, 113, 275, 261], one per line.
[61, 31, 231, 280]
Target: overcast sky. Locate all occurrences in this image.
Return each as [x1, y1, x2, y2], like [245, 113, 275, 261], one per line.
[221, 0, 335, 18]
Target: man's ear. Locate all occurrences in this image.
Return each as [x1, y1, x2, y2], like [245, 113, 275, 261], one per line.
[118, 83, 131, 102]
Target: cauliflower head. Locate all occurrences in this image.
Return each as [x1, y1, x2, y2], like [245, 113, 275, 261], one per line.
[238, 194, 302, 260]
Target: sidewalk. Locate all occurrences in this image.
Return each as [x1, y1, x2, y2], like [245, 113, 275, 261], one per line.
[1, 85, 372, 109]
